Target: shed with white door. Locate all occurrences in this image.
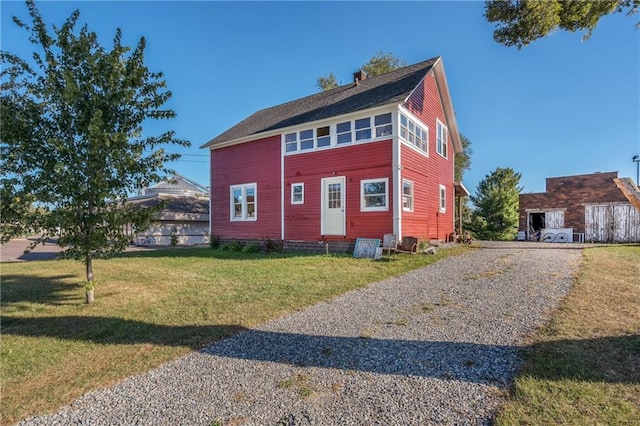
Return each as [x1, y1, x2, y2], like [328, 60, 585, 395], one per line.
[519, 171, 640, 243]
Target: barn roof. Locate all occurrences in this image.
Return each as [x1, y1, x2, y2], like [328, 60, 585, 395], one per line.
[128, 194, 209, 215]
[143, 174, 208, 197]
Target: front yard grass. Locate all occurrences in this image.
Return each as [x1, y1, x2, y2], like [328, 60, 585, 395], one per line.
[496, 245, 640, 425]
[0, 245, 469, 424]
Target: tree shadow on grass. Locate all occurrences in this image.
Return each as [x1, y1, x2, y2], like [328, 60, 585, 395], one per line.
[520, 334, 640, 384]
[2, 315, 638, 385]
[114, 247, 322, 261]
[1, 315, 245, 350]
[0, 274, 81, 306]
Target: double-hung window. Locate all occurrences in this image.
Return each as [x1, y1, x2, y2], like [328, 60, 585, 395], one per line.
[337, 121, 352, 144]
[436, 119, 448, 158]
[415, 127, 427, 152]
[355, 118, 371, 141]
[408, 121, 415, 145]
[361, 178, 389, 211]
[374, 113, 392, 137]
[317, 126, 330, 148]
[231, 183, 257, 221]
[291, 183, 304, 204]
[400, 114, 408, 140]
[403, 180, 414, 211]
[299, 129, 314, 151]
[285, 133, 297, 153]
[439, 184, 446, 213]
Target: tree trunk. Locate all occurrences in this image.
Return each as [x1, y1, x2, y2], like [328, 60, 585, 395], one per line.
[86, 287, 95, 304]
[85, 255, 95, 304]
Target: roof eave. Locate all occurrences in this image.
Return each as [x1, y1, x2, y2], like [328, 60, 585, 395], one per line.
[200, 128, 283, 150]
[454, 182, 470, 197]
[614, 177, 640, 211]
[200, 103, 402, 150]
[431, 58, 462, 154]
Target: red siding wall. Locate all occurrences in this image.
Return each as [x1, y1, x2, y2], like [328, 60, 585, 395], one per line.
[284, 140, 393, 241]
[402, 71, 455, 240]
[400, 145, 430, 239]
[210, 68, 458, 245]
[210, 135, 281, 239]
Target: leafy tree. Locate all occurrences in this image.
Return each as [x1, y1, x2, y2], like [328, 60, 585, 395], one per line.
[316, 72, 339, 91]
[0, 0, 189, 302]
[467, 167, 522, 241]
[485, 0, 639, 49]
[316, 51, 406, 91]
[360, 51, 406, 77]
[454, 134, 473, 233]
[455, 134, 473, 183]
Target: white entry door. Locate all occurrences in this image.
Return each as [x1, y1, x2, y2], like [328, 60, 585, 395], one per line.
[321, 177, 345, 236]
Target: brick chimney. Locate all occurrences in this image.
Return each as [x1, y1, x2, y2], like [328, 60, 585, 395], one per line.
[353, 70, 367, 85]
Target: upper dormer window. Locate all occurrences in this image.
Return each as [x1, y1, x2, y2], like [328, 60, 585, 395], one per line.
[375, 113, 392, 137]
[337, 121, 352, 144]
[400, 113, 428, 154]
[300, 129, 314, 151]
[355, 118, 371, 141]
[317, 126, 330, 148]
[285, 132, 297, 152]
[284, 111, 394, 154]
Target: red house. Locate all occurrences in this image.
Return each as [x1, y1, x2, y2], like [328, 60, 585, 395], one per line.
[202, 57, 465, 252]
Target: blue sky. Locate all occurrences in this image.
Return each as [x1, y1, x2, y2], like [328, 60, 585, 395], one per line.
[2, 1, 639, 194]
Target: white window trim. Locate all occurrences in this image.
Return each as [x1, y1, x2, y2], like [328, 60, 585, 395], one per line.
[374, 112, 393, 138]
[439, 184, 446, 213]
[336, 121, 353, 145]
[230, 183, 257, 221]
[402, 179, 414, 212]
[316, 125, 331, 149]
[398, 109, 429, 156]
[299, 129, 314, 151]
[361, 178, 389, 212]
[282, 109, 395, 155]
[291, 182, 304, 205]
[284, 132, 298, 153]
[436, 118, 448, 159]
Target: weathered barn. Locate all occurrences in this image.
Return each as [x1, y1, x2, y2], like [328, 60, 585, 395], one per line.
[519, 171, 640, 243]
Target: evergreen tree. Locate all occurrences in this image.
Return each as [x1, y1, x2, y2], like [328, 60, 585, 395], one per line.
[0, 0, 189, 302]
[468, 167, 522, 240]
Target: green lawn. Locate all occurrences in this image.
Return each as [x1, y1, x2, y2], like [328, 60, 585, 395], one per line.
[496, 245, 640, 425]
[4, 244, 637, 425]
[0, 246, 469, 424]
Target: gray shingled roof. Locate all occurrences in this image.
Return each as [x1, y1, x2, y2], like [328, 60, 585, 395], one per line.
[129, 194, 209, 215]
[143, 174, 208, 196]
[202, 57, 440, 148]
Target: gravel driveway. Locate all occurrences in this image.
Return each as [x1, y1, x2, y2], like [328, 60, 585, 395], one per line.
[19, 242, 583, 425]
